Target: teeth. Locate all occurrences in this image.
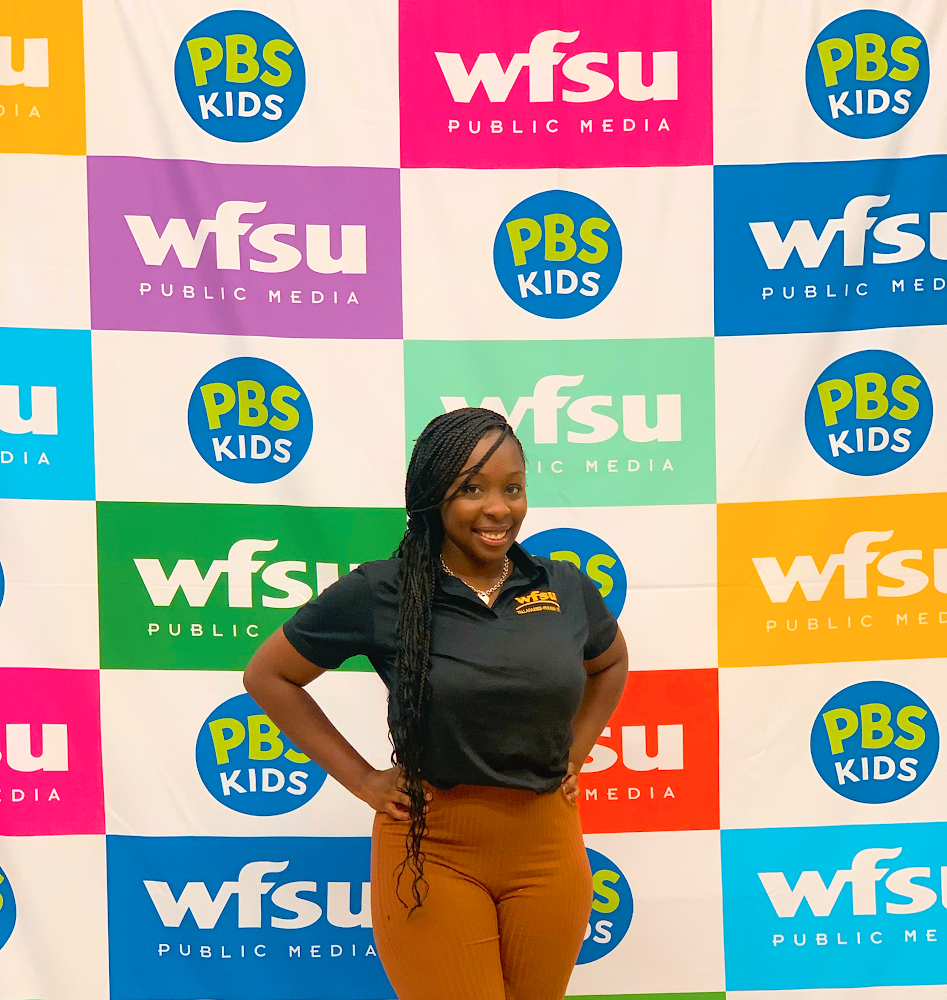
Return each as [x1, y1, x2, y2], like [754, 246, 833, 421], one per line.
[479, 530, 507, 539]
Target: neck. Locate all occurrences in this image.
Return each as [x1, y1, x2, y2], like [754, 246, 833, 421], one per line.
[441, 539, 510, 584]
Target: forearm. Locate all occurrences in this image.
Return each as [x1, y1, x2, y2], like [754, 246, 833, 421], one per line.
[570, 659, 627, 770]
[244, 644, 375, 801]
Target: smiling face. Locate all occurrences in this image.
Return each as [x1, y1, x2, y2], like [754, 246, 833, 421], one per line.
[440, 431, 528, 573]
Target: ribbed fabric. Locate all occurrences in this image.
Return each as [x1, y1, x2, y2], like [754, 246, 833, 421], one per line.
[371, 784, 593, 1000]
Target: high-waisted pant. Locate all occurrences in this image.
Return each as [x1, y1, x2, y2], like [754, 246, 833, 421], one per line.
[371, 784, 592, 1000]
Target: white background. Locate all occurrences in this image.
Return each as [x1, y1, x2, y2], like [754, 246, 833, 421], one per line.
[92, 329, 406, 507]
[83, 0, 399, 167]
[713, 0, 947, 165]
[401, 166, 714, 341]
[715, 327, 947, 504]
[720, 657, 947, 830]
[0, 499, 99, 669]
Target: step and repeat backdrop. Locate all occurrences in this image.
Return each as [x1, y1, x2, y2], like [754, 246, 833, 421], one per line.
[1, 1, 947, 998]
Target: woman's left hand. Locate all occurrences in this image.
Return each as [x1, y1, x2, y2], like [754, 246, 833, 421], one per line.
[561, 762, 579, 804]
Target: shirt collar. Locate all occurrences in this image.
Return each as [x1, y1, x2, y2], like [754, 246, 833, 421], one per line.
[435, 541, 547, 603]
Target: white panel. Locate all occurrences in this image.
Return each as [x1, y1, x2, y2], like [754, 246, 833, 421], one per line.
[92, 329, 405, 507]
[569, 829, 725, 995]
[0, 835, 108, 1000]
[101, 668, 392, 837]
[0, 155, 89, 330]
[83, 0, 399, 167]
[715, 326, 947, 504]
[0, 499, 98, 669]
[401, 166, 714, 340]
[519, 504, 717, 671]
[713, 0, 947, 165]
[720, 658, 947, 830]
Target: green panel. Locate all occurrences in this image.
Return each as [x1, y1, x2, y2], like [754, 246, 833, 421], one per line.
[97, 502, 405, 671]
[404, 339, 716, 508]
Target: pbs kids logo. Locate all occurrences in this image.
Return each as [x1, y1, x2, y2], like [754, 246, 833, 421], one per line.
[521, 528, 626, 618]
[0, 863, 16, 952]
[187, 357, 313, 484]
[805, 350, 932, 476]
[195, 693, 327, 816]
[811, 680, 939, 804]
[578, 848, 633, 964]
[493, 190, 621, 319]
[806, 10, 929, 138]
[174, 10, 305, 142]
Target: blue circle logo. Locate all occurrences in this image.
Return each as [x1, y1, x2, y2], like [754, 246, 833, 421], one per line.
[0, 863, 16, 952]
[188, 357, 313, 483]
[811, 680, 939, 804]
[578, 848, 633, 964]
[521, 528, 627, 618]
[806, 10, 928, 138]
[174, 10, 305, 142]
[196, 693, 327, 816]
[805, 350, 932, 476]
[0, 560, 5, 609]
[494, 190, 622, 319]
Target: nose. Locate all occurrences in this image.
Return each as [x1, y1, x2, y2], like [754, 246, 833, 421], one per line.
[482, 489, 512, 519]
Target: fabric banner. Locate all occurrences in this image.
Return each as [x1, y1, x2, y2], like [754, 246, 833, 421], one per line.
[1, 1, 947, 997]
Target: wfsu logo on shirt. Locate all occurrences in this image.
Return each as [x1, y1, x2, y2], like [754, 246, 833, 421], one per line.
[0, 862, 15, 952]
[714, 155, 947, 335]
[580, 669, 719, 834]
[196, 693, 327, 815]
[722, 821, 947, 990]
[404, 339, 715, 508]
[810, 681, 938, 804]
[97, 502, 405, 672]
[0, 328, 94, 500]
[188, 358, 313, 483]
[106, 836, 389, 1000]
[520, 527, 626, 617]
[0, 0, 85, 154]
[493, 190, 621, 318]
[804, 350, 932, 475]
[578, 848, 633, 964]
[806, 10, 929, 139]
[174, 10, 305, 142]
[398, 0, 712, 168]
[718, 492, 947, 667]
[87, 157, 403, 339]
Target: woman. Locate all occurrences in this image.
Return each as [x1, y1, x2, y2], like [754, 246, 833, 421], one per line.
[244, 407, 628, 1000]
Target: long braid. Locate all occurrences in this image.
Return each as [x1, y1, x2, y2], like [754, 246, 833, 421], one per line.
[392, 408, 524, 908]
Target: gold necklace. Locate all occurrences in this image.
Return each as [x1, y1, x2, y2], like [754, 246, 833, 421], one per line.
[440, 555, 510, 604]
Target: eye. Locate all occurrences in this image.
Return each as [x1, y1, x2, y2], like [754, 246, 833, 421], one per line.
[463, 483, 482, 494]
[506, 484, 523, 494]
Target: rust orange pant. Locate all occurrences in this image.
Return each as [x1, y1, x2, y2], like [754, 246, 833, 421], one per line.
[371, 784, 592, 1000]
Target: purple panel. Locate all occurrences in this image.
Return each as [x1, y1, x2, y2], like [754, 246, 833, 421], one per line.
[88, 157, 402, 339]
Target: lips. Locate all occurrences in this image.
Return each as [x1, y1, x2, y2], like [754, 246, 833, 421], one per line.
[474, 527, 511, 545]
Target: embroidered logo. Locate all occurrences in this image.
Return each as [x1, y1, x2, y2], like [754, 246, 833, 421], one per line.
[514, 589, 561, 614]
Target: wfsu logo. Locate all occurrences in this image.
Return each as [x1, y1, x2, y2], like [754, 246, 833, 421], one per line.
[493, 190, 621, 318]
[106, 836, 387, 1000]
[196, 693, 327, 815]
[811, 681, 939, 804]
[578, 848, 633, 964]
[0, 862, 15, 952]
[722, 821, 947, 990]
[187, 358, 313, 483]
[520, 527, 626, 617]
[804, 350, 932, 475]
[806, 10, 928, 139]
[174, 11, 305, 141]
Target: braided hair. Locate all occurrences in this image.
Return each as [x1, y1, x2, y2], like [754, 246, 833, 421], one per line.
[393, 407, 525, 908]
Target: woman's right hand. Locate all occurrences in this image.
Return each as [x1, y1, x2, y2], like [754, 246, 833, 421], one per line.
[357, 766, 431, 821]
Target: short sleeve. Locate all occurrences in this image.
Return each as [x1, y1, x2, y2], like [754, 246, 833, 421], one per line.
[576, 568, 619, 660]
[282, 566, 375, 669]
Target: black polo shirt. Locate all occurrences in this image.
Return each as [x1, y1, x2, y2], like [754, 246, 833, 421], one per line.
[282, 542, 618, 793]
